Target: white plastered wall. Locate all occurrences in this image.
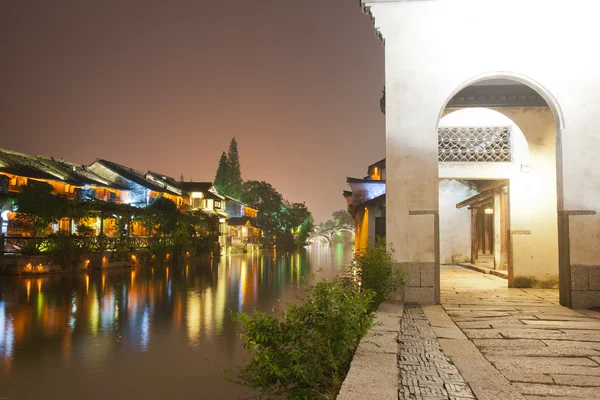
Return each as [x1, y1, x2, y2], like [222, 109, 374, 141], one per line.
[364, 0, 600, 306]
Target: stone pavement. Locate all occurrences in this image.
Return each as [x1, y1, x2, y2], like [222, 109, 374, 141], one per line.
[435, 265, 600, 399]
[338, 265, 600, 399]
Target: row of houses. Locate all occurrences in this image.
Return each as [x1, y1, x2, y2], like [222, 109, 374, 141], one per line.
[0, 148, 261, 252]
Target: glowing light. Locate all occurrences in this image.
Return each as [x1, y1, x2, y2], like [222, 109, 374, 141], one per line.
[85, 275, 89, 295]
[37, 278, 42, 294]
[219, 218, 226, 223]
[485, 208, 494, 215]
[102, 274, 106, 292]
[131, 270, 136, 285]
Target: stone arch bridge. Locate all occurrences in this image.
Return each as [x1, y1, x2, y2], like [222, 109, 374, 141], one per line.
[308, 224, 355, 246]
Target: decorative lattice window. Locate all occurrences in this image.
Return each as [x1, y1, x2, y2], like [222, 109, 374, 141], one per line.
[438, 126, 512, 162]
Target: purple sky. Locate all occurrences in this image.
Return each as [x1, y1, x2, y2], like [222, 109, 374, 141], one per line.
[0, 0, 384, 223]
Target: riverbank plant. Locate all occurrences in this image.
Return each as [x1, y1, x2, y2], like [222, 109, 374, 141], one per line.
[352, 238, 405, 309]
[231, 240, 404, 399]
[231, 278, 375, 399]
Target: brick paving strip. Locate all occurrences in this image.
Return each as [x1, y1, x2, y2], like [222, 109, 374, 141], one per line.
[399, 303, 476, 400]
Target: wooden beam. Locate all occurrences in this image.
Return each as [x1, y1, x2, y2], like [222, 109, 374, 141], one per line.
[457, 191, 493, 209]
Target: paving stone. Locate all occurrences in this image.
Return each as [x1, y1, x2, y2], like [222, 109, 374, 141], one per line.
[514, 382, 600, 397]
[499, 371, 554, 383]
[472, 339, 547, 348]
[485, 356, 599, 367]
[461, 329, 503, 339]
[481, 347, 600, 358]
[398, 304, 475, 400]
[355, 331, 399, 354]
[551, 374, 600, 387]
[522, 320, 600, 330]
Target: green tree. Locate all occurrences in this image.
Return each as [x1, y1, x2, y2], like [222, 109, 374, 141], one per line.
[214, 151, 229, 195]
[15, 181, 69, 251]
[332, 210, 353, 226]
[226, 137, 243, 198]
[240, 180, 283, 241]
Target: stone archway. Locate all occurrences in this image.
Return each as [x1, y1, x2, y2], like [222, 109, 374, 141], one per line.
[362, 0, 600, 308]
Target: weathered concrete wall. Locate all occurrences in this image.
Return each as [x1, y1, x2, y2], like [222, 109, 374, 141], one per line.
[439, 180, 476, 265]
[364, 0, 599, 306]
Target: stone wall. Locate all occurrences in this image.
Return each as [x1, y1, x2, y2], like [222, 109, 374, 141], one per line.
[571, 264, 600, 309]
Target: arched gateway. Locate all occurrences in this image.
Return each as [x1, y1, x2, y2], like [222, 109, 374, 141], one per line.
[360, 0, 600, 308]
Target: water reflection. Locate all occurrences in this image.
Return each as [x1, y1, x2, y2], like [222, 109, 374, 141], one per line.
[0, 245, 352, 399]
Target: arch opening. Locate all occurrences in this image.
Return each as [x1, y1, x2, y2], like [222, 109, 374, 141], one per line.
[436, 76, 563, 296]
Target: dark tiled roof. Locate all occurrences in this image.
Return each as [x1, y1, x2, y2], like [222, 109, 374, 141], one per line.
[97, 159, 171, 193]
[367, 158, 385, 171]
[347, 177, 386, 184]
[353, 193, 386, 210]
[0, 148, 124, 188]
[178, 182, 213, 193]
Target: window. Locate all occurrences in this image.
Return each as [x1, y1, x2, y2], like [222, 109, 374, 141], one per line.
[192, 197, 202, 209]
[214, 200, 222, 209]
[438, 126, 512, 162]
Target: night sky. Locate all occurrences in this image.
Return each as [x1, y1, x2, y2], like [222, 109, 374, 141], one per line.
[0, 0, 384, 223]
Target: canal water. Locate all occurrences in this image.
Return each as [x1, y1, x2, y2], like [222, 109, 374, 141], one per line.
[0, 244, 352, 399]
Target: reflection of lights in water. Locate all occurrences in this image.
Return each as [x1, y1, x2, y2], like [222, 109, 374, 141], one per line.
[140, 306, 150, 351]
[131, 269, 136, 286]
[85, 275, 89, 295]
[36, 293, 44, 319]
[37, 278, 42, 294]
[186, 291, 201, 347]
[166, 267, 169, 283]
[71, 296, 77, 313]
[203, 287, 213, 334]
[68, 316, 76, 330]
[0, 302, 14, 361]
[26, 280, 31, 302]
[0, 302, 5, 353]
[101, 292, 114, 331]
[239, 258, 247, 309]
[89, 292, 99, 336]
[102, 274, 106, 292]
[185, 264, 189, 279]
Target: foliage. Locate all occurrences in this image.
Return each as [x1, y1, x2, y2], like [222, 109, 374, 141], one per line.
[226, 137, 244, 198]
[232, 278, 375, 399]
[331, 210, 353, 227]
[352, 238, 405, 308]
[14, 181, 69, 249]
[141, 196, 179, 236]
[240, 182, 314, 249]
[214, 151, 229, 196]
[214, 138, 244, 198]
[45, 233, 83, 268]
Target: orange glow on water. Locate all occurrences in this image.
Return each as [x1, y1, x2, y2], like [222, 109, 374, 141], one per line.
[26, 280, 31, 301]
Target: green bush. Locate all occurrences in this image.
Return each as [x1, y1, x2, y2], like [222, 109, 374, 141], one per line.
[352, 238, 405, 309]
[231, 279, 375, 399]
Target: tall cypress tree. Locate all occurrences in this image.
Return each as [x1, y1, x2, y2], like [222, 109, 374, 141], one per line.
[214, 152, 229, 195]
[227, 137, 243, 198]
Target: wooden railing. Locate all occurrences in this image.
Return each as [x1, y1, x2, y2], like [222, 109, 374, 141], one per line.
[1, 235, 174, 254]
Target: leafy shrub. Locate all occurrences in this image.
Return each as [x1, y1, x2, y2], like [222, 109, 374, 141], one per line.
[352, 238, 405, 309]
[231, 279, 375, 399]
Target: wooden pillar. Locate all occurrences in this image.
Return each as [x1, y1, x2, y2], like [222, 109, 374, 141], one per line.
[471, 208, 477, 264]
[493, 191, 502, 269]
